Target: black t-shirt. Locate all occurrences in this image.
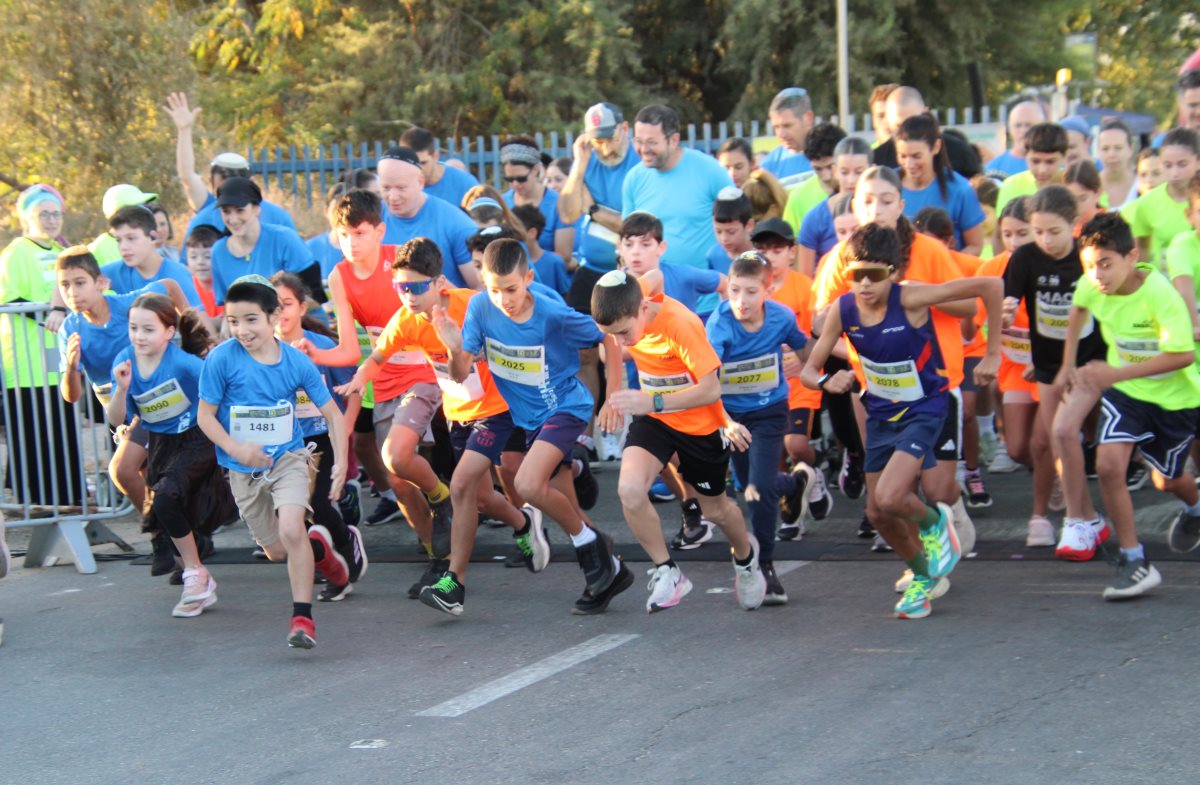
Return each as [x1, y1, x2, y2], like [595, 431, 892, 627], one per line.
[874, 133, 982, 180]
[1002, 242, 1107, 383]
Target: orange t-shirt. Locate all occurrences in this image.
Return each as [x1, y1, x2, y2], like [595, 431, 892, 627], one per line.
[770, 268, 822, 410]
[336, 246, 435, 403]
[194, 275, 223, 318]
[815, 232, 966, 390]
[977, 251, 1038, 399]
[629, 284, 726, 436]
[952, 250, 987, 360]
[376, 288, 508, 422]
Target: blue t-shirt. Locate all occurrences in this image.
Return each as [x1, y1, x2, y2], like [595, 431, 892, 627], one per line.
[460, 290, 601, 430]
[706, 242, 735, 275]
[799, 200, 837, 257]
[305, 233, 343, 279]
[112, 342, 204, 435]
[383, 194, 477, 288]
[424, 165, 479, 209]
[986, 149, 1027, 177]
[706, 300, 808, 413]
[504, 188, 567, 253]
[198, 339, 332, 473]
[211, 223, 314, 305]
[533, 251, 571, 295]
[660, 262, 722, 314]
[760, 147, 813, 187]
[580, 148, 640, 272]
[623, 148, 733, 313]
[101, 259, 201, 308]
[60, 282, 168, 402]
[529, 280, 566, 304]
[295, 330, 352, 439]
[900, 170, 987, 248]
[184, 192, 296, 240]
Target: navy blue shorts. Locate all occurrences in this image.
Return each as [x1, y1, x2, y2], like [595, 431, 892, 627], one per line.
[525, 412, 588, 462]
[961, 356, 981, 393]
[449, 411, 518, 465]
[1098, 388, 1199, 480]
[788, 407, 815, 437]
[864, 412, 942, 473]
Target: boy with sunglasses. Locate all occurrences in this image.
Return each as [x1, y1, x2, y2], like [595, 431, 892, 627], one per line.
[801, 224, 1002, 619]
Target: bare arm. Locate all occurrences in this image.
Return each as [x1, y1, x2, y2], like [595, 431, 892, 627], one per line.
[59, 333, 83, 403]
[558, 135, 594, 224]
[197, 400, 271, 468]
[301, 269, 364, 367]
[1172, 274, 1200, 339]
[553, 226, 574, 262]
[457, 261, 483, 291]
[796, 246, 817, 278]
[801, 304, 851, 391]
[163, 92, 209, 211]
[105, 360, 131, 426]
[959, 225, 984, 258]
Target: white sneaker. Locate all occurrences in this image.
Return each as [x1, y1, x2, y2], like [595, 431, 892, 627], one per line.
[597, 430, 622, 462]
[180, 568, 216, 604]
[1056, 519, 1100, 561]
[1026, 515, 1055, 547]
[980, 428, 998, 466]
[732, 535, 767, 610]
[646, 563, 692, 612]
[988, 446, 1021, 474]
[894, 569, 950, 598]
[952, 498, 977, 555]
[523, 504, 550, 572]
[807, 469, 834, 520]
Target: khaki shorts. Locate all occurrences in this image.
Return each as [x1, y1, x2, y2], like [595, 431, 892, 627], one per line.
[228, 450, 314, 547]
[372, 382, 441, 445]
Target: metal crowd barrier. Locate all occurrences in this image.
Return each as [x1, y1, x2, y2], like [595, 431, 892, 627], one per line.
[0, 301, 134, 574]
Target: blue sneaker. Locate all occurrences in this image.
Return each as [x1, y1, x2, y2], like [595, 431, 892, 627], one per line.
[649, 478, 676, 503]
[893, 575, 945, 619]
[920, 502, 961, 579]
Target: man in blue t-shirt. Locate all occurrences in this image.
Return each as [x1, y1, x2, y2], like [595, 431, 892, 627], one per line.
[377, 146, 481, 290]
[622, 104, 733, 315]
[985, 101, 1047, 178]
[761, 87, 814, 188]
[401, 127, 480, 208]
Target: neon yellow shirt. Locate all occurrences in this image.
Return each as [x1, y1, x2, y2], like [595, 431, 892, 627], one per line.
[1165, 229, 1200, 360]
[0, 236, 65, 388]
[782, 175, 829, 237]
[1125, 184, 1191, 269]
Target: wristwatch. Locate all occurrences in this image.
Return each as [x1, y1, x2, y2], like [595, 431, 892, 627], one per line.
[587, 203, 601, 218]
[816, 372, 831, 391]
[652, 392, 665, 413]
[50, 306, 67, 314]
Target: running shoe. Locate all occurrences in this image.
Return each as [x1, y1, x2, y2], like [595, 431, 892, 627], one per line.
[919, 502, 960, 578]
[420, 571, 465, 616]
[1055, 520, 1101, 561]
[1025, 515, 1056, 547]
[780, 462, 815, 525]
[671, 502, 712, 550]
[646, 563, 693, 613]
[597, 430, 622, 462]
[337, 479, 362, 526]
[988, 446, 1021, 474]
[961, 470, 993, 508]
[1102, 556, 1162, 600]
[407, 558, 448, 599]
[429, 496, 452, 560]
[778, 520, 807, 542]
[572, 561, 634, 615]
[1167, 508, 1200, 553]
[318, 582, 354, 602]
[857, 514, 877, 539]
[252, 546, 268, 560]
[893, 575, 947, 620]
[839, 449, 865, 499]
[894, 570, 950, 598]
[1126, 461, 1149, 492]
[287, 616, 316, 649]
[172, 590, 217, 618]
[364, 496, 403, 526]
[953, 500, 977, 556]
[649, 477, 676, 502]
[179, 567, 217, 604]
[514, 505, 551, 572]
[343, 525, 368, 582]
[979, 428, 998, 466]
[150, 531, 177, 576]
[762, 561, 787, 606]
[871, 533, 894, 553]
[732, 536, 767, 610]
[1049, 477, 1066, 512]
[308, 525, 350, 586]
[573, 446, 599, 510]
[575, 527, 619, 596]
[808, 468, 834, 520]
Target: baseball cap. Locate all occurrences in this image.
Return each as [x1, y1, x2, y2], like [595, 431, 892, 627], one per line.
[750, 217, 796, 245]
[1060, 116, 1092, 139]
[215, 177, 263, 208]
[210, 152, 251, 171]
[379, 146, 421, 168]
[102, 184, 158, 219]
[584, 103, 624, 139]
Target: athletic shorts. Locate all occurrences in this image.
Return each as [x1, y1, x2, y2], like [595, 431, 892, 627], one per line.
[372, 382, 441, 445]
[864, 412, 941, 474]
[111, 420, 150, 451]
[354, 405, 374, 435]
[504, 425, 527, 454]
[449, 411, 518, 465]
[934, 387, 962, 463]
[525, 412, 587, 462]
[961, 356, 981, 393]
[1097, 388, 1198, 480]
[565, 265, 605, 315]
[625, 415, 729, 497]
[228, 450, 314, 547]
[788, 407, 815, 438]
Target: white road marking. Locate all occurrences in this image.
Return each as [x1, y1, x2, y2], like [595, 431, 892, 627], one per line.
[349, 739, 390, 749]
[774, 560, 809, 576]
[417, 633, 639, 718]
[48, 588, 81, 596]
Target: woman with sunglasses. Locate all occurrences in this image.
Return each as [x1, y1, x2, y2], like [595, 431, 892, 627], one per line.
[501, 137, 575, 263]
[802, 223, 1002, 619]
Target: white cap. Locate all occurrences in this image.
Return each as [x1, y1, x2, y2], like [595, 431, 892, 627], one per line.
[210, 152, 251, 170]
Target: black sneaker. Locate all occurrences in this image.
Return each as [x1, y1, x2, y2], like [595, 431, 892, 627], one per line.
[340, 525, 368, 583]
[671, 499, 712, 550]
[318, 582, 354, 602]
[419, 571, 465, 616]
[573, 446, 599, 510]
[839, 450, 865, 500]
[505, 548, 529, 568]
[575, 528, 618, 596]
[777, 521, 805, 542]
[150, 531, 177, 576]
[365, 497, 403, 526]
[780, 463, 814, 525]
[857, 515, 877, 539]
[1168, 509, 1200, 553]
[762, 562, 788, 606]
[337, 480, 362, 527]
[572, 561, 634, 615]
[1102, 556, 1162, 600]
[1126, 461, 1149, 492]
[1084, 442, 1098, 479]
[429, 496, 452, 559]
[168, 567, 184, 585]
[407, 558, 448, 599]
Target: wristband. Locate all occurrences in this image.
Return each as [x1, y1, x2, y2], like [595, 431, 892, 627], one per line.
[588, 203, 600, 218]
[816, 372, 831, 391]
[652, 392, 664, 413]
[50, 306, 67, 314]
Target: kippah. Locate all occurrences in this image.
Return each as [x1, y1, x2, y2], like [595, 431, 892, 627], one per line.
[597, 270, 629, 287]
[480, 225, 503, 236]
[717, 186, 744, 201]
[230, 274, 275, 290]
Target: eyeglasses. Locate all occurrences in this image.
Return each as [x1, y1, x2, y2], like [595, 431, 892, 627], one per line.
[850, 266, 894, 283]
[392, 279, 434, 296]
[504, 174, 530, 184]
[37, 211, 63, 221]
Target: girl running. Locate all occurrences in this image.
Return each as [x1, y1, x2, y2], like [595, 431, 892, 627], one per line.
[895, 114, 987, 256]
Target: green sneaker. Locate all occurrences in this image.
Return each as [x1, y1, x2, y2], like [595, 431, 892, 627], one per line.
[419, 571, 465, 616]
[920, 502, 961, 579]
[893, 574, 945, 620]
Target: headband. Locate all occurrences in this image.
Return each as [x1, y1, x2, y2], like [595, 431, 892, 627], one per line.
[500, 143, 542, 167]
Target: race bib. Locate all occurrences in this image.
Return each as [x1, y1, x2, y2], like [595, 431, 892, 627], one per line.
[718, 354, 780, 395]
[295, 388, 322, 419]
[431, 359, 485, 401]
[229, 402, 294, 446]
[133, 378, 191, 424]
[1000, 327, 1032, 366]
[357, 325, 373, 360]
[639, 370, 692, 395]
[1114, 337, 1168, 379]
[1035, 300, 1094, 340]
[485, 339, 548, 386]
[861, 357, 924, 402]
